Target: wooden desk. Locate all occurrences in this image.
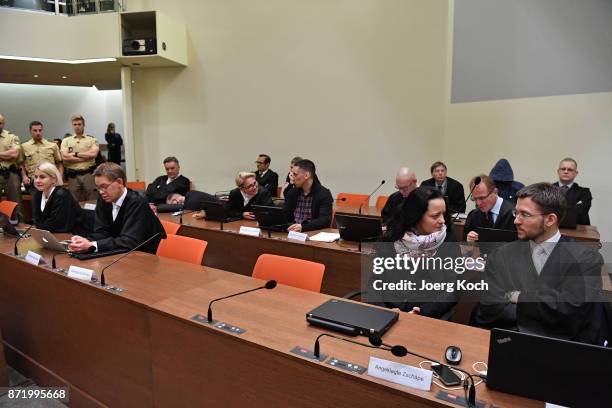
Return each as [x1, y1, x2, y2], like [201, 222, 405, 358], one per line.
[0, 329, 8, 387]
[0, 235, 538, 407]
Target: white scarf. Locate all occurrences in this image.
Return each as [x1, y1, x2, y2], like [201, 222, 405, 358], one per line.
[394, 224, 447, 257]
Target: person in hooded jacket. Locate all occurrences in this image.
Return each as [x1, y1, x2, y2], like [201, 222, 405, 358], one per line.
[489, 158, 524, 205]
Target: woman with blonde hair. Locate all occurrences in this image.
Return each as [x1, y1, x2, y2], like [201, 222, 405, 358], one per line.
[226, 171, 274, 219]
[32, 162, 88, 234]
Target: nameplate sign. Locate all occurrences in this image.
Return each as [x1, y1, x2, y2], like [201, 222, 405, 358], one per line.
[239, 226, 261, 237]
[25, 251, 44, 266]
[367, 356, 432, 391]
[83, 203, 96, 210]
[67, 265, 94, 281]
[287, 231, 308, 242]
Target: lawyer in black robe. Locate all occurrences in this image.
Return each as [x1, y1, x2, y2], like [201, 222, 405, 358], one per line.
[32, 186, 90, 236]
[226, 187, 274, 218]
[145, 174, 191, 205]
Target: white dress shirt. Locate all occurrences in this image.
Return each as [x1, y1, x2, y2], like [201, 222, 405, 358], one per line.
[40, 186, 56, 212]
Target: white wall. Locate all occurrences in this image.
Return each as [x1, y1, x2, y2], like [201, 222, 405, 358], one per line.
[0, 83, 123, 143]
[129, 0, 449, 196]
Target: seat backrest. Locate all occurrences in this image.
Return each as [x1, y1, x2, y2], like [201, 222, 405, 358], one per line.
[160, 219, 181, 235]
[0, 201, 18, 219]
[276, 186, 282, 198]
[127, 181, 146, 190]
[375, 195, 389, 210]
[156, 234, 207, 265]
[336, 193, 369, 206]
[252, 254, 325, 292]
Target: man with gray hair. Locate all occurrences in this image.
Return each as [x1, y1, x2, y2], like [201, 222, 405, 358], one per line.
[381, 167, 417, 226]
[473, 182, 606, 345]
[553, 157, 592, 225]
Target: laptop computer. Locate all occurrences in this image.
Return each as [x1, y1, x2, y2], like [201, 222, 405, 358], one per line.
[335, 213, 382, 242]
[0, 213, 27, 237]
[476, 227, 518, 243]
[306, 299, 399, 337]
[252, 205, 290, 231]
[201, 201, 242, 223]
[559, 205, 578, 229]
[29, 228, 71, 252]
[487, 328, 611, 407]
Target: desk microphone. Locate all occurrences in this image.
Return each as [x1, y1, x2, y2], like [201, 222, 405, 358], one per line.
[369, 334, 476, 408]
[52, 251, 69, 269]
[453, 176, 481, 221]
[313, 333, 380, 359]
[179, 209, 199, 225]
[207, 280, 277, 323]
[359, 180, 385, 215]
[100, 232, 162, 287]
[14, 224, 34, 256]
[335, 197, 347, 203]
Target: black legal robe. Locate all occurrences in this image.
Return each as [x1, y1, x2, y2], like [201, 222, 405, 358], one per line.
[553, 181, 592, 225]
[226, 187, 274, 218]
[255, 169, 279, 197]
[32, 187, 90, 235]
[88, 189, 166, 253]
[463, 197, 516, 241]
[145, 174, 191, 204]
[421, 177, 466, 213]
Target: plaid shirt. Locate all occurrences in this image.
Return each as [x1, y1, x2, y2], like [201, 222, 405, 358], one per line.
[293, 193, 313, 225]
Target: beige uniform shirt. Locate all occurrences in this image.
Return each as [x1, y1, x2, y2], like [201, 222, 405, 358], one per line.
[0, 129, 21, 168]
[61, 134, 98, 170]
[21, 138, 62, 177]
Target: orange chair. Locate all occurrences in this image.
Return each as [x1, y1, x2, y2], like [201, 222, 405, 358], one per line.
[160, 219, 181, 235]
[127, 181, 146, 190]
[252, 254, 325, 293]
[276, 186, 282, 198]
[157, 235, 208, 265]
[375, 195, 389, 210]
[0, 201, 18, 219]
[336, 193, 369, 206]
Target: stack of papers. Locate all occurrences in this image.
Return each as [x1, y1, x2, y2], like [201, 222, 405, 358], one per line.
[309, 232, 341, 242]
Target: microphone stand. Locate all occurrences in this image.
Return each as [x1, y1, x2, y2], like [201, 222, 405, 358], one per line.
[359, 180, 386, 215]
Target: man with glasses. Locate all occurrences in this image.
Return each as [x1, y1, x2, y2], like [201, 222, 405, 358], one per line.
[553, 157, 592, 225]
[254, 154, 279, 197]
[464, 174, 515, 242]
[381, 167, 418, 226]
[226, 171, 274, 219]
[473, 183, 605, 345]
[69, 162, 165, 254]
[145, 156, 191, 205]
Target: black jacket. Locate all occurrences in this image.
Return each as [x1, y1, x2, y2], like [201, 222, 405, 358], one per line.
[145, 175, 191, 205]
[473, 236, 606, 345]
[88, 189, 166, 253]
[380, 191, 406, 226]
[32, 187, 90, 235]
[226, 187, 274, 217]
[553, 181, 592, 225]
[255, 170, 279, 197]
[463, 197, 515, 241]
[104, 132, 123, 165]
[368, 232, 461, 319]
[421, 177, 466, 213]
[283, 181, 333, 232]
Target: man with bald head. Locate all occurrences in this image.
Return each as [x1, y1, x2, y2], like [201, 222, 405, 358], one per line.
[381, 167, 417, 225]
[0, 114, 23, 215]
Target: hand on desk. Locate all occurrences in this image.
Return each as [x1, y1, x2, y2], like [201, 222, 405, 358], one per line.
[69, 235, 93, 253]
[193, 210, 205, 220]
[287, 223, 302, 232]
[408, 307, 421, 315]
[243, 212, 256, 220]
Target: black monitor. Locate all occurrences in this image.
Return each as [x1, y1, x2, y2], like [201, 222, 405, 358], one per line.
[252, 205, 290, 231]
[201, 201, 242, 223]
[476, 227, 518, 243]
[335, 213, 382, 242]
[0, 213, 26, 237]
[487, 328, 611, 407]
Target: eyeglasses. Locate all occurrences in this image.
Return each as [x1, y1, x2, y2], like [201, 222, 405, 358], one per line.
[96, 180, 118, 192]
[558, 167, 576, 172]
[242, 181, 258, 190]
[255, 161, 265, 165]
[512, 210, 547, 220]
[471, 191, 492, 202]
[395, 184, 414, 191]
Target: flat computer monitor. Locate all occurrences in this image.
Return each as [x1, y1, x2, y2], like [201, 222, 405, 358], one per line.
[252, 205, 290, 231]
[335, 213, 382, 242]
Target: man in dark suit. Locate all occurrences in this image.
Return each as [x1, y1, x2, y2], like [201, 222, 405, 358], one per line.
[226, 171, 274, 219]
[464, 174, 516, 242]
[254, 154, 279, 197]
[145, 156, 191, 204]
[553, 157, 592, 225]
[69, 162, 165, 254]
[381, 167, 417, 226]
[421, 161, 466, 213]
[283, 159, 333, 232]
[473, 183, 605, 345]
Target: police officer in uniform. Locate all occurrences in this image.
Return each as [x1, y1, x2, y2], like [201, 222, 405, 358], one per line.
[0, 113, 23, 214]
[61, 115, 99, 201]
[20, 121, 63, 196]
